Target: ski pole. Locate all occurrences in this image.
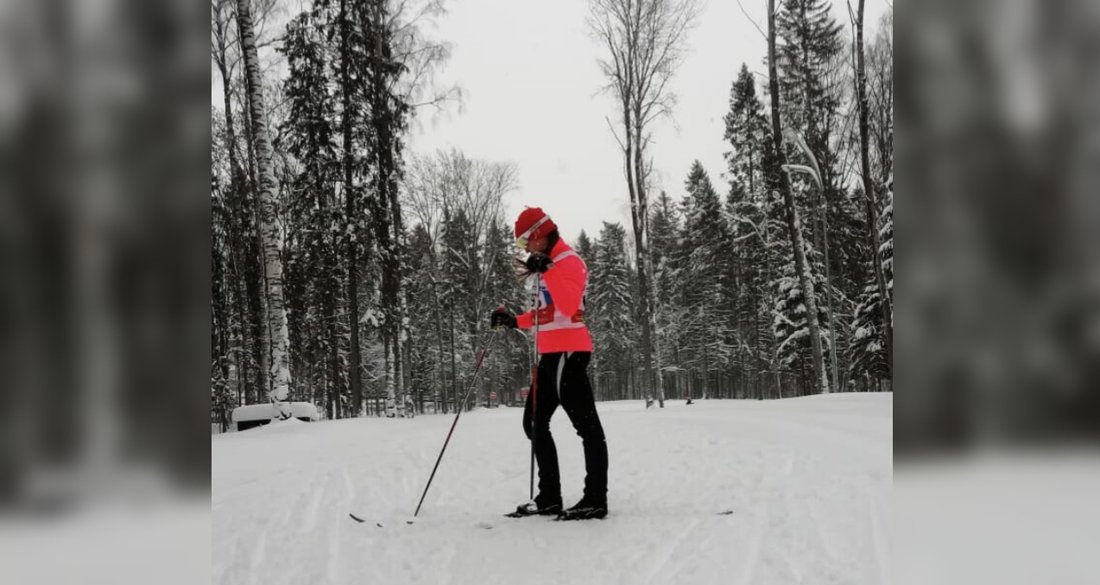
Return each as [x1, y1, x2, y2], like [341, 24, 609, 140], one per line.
[529, 272, 541, 501]
[413, 329, 501, 518]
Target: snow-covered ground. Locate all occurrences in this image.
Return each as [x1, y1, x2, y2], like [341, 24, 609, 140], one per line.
[212, 393, 892, 585]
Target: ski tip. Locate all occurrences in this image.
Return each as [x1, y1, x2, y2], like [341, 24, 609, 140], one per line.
[349, 512, 405, 527]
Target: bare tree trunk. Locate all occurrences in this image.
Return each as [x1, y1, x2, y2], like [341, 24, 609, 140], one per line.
[236, 0, 290, 404]
[384, 339, 395, 417]
[767, 0, 828, 395]
[338, 0, 362, 416]
[630, 120, 665, 407]
[819, 188, 839, 393]
[433, 277, 448, 414]
[372, 0, 405, 418]
[241, 104, 269, 404]
[449, 304, 457, 412]
[855, 0, 893, 378]
[396, 286, 408, 416]
[619, 102, 658, 408]
[328, 316, 340, 419]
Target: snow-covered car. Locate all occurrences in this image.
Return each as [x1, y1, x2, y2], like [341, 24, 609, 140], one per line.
[231, 402, 320, 431]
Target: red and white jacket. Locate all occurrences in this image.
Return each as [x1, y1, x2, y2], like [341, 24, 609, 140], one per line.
[515, 239, 593, 354]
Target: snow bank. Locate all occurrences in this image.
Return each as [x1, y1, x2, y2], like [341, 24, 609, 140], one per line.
[213, 394, 892, 584]
[231, 402, 320, 425]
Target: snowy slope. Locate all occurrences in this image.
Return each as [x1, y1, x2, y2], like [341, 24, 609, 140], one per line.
[212, 394, 892, 585]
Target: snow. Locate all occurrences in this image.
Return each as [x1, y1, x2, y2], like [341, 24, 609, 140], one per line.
[213, 393, 892, 585]
[231, 402, 320, 423]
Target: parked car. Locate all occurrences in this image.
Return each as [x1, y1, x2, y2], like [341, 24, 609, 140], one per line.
[230, 402, 320, 431]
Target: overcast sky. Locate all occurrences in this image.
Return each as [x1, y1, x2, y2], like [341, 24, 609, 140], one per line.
[407, 0, 891, 243]
[215, 0, 890, 243]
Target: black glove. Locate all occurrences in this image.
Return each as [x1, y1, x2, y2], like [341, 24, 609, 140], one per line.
[524, 252, 553, 274]
[490, 306, 517, 329]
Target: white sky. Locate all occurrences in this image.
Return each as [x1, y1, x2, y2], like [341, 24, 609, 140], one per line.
[407, 0, 891, 242]
[214, 0, 890, 243]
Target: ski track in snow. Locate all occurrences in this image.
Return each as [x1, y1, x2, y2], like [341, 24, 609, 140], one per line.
[212, 394, 892, 585]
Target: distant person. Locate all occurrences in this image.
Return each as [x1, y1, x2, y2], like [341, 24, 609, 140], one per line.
[491, 207, 608, 520]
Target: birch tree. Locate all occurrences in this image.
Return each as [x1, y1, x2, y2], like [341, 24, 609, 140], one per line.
[212, 0, 276, 405]
[588, 0, 698, 407]
[236, 0, 291, 406]
[767, 0, 829, 394]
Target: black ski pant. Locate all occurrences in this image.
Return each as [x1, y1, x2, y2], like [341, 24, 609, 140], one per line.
[523, 351, 607, 506]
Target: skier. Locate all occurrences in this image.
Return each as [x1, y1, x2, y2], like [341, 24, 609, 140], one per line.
[491, 207, 609, 520]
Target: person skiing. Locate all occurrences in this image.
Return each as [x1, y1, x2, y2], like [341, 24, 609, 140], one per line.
[490, 207, 609, 520]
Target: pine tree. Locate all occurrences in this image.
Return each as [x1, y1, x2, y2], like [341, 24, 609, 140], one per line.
[724, 64, 773, 200]
[723, 68, 783, 398]
[359, 0, 413, 418]
[211, 173, 232, 428]
[404, 223, 438, 413]
[676, 162, 733, 398]
[848, 173, 892, 386]
[772, 255, 834, 390]
[328, 0, 373, 416]
[439, 208, 478, 411]
[776, 0, 844, 183]
[280, 9, 346, 417]
[880, 175, 893, 299]
[481, 220, 526, 407]
[576, 231, 595, 263]
[725, 182, 776, 398]
[767, 0, 829, 394]
[775, 0, 850, 395]
[648, 191, 682, 396]
[589, 222, 635, 400]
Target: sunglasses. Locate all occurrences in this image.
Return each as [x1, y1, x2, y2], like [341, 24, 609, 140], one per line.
[515, 215, 550, 249]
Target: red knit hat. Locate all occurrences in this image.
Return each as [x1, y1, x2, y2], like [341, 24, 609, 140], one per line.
[514, 207, 557, 241]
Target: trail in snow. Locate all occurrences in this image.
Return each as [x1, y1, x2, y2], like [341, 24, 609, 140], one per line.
[212, 394, 892, 585]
